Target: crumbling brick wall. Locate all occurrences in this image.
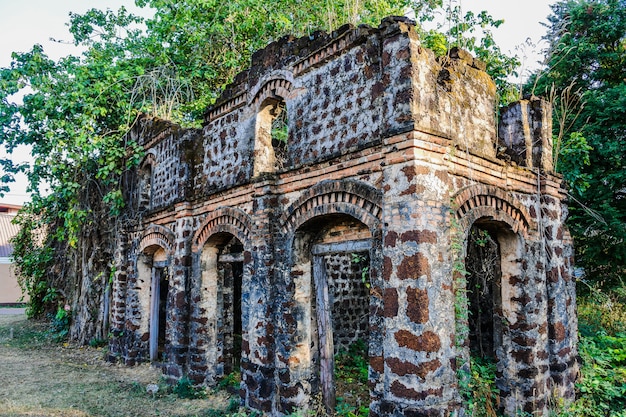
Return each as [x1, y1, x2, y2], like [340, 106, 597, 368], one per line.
[108, 16, 578, 416]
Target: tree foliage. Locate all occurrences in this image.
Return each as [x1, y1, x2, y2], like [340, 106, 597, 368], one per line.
[419, 2, 521, 103]
[531, 0, 626, 289]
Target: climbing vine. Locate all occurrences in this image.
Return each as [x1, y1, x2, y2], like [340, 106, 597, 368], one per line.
[450, 208, 471, 399]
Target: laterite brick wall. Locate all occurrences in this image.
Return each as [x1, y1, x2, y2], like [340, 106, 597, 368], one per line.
[108, 16, 578, 416]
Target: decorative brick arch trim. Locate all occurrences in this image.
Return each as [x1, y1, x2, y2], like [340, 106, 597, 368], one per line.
[138, 224, 175, 255]
[279, 180, 383, 236]
[453, 185, 534, 236]
[192, 207, 253, 252]
[250, 76, 294, 109]
[139, 150, 157, 171]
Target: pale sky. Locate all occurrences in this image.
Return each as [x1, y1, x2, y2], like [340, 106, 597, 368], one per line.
[0, 0, 556, 205]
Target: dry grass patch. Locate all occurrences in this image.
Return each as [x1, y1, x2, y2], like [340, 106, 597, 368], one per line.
[0, 315, 232, 417]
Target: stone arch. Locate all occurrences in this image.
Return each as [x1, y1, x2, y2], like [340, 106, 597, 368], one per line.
[279, 179, 383, 237]
[192, 207, 253, 253]
[139, 150, 157, 171]
[138, 224, 175, 255]
[249, 73, 295, 108]
[453, 184, 534, 238]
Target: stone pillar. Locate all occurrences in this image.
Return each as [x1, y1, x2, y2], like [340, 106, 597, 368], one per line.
[542, 191, 579, 402]
[122, 247, 148, 366]
[164, 208, 193, 380]
[498, 236, 551, 414]
[243, 177, 277, 413]
[108, 231, 129, 362]
[372, 137, 458, 416]
[187, 247, 216, 385]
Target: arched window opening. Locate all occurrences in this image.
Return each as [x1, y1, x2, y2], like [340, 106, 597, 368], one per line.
[139, 164, 153, 210]
[254, 98, 289, 175]
[270, 100, 288, 170]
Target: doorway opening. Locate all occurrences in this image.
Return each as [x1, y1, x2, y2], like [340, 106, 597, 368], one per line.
[199, 233, 244, 386]
[465, 223, 501, 359]
[148, 247, 169, 362]
[295, 215, 372, 414]
[218, 237, 244, 376]
[463, 218, 522, 412]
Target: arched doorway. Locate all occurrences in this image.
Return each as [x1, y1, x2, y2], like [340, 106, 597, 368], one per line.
[199, 233, 244, 381]
[463, 218, 523, 406]
[293, 214, 372, 413]
[137, 245, 170, 362]
[465, 222, 501, 359]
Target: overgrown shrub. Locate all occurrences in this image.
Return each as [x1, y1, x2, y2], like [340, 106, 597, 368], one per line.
[560, 286, 626, 416]
[462, 356, 501, 417]
[566, 332, 626, 416]
[334, 339, 369, 417]
[335, 339, 368, 384]
[217, 371, 241, 393]
[172, 376, 206, 399]
[578, 284, 626, 336]
[47, 306, 71, 342]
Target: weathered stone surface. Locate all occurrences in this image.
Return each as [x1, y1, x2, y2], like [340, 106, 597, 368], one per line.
[108, 16, 577, 417]
[394, 330, 441, 352]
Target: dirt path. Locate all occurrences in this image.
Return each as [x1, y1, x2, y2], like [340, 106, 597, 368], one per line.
[0, 308, 26, 315]
[0, 315, 230, 417]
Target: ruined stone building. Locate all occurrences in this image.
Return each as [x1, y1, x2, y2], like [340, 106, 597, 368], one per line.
[109, 17, 578, 416]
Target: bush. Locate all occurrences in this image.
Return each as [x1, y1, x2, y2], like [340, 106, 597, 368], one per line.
[172, 376, 206, 399]
[217, 371, 241, 393]
[47, 306, 70, 342]
[578, 285, 626, 336]
[462, 356, 501, 417]
[560, 285, 626, 416]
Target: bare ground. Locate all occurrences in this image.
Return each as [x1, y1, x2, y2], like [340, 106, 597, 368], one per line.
[0, 315, 231, 417]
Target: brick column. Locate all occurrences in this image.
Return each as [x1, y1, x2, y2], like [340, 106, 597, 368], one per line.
[372, 140, 458, 416]
[543, 192, 579, 402]
[108, 231, 129, 362]
[243, 177, 278, 413]
[163, 208, 193, 380]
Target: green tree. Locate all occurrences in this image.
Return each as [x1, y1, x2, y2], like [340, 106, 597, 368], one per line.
[531, 0, 626, 289]
[420, 2, 521, 103]
[0, 8, 149, 336]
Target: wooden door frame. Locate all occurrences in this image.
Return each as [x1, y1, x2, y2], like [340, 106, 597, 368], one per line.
[217, 250, 244, 375]
[311, 238, 372, 412]
[149, 261, 168, 362]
